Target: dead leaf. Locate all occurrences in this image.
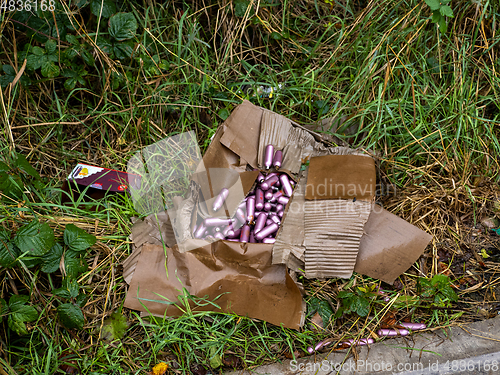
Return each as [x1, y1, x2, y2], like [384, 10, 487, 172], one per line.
[310, 312, 324, 331]
[222, 354, 240, 368]
[190, 363, 207, 375]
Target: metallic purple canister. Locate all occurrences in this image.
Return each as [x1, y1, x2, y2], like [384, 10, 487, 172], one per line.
[204, 217, 232, 227]
[226, 227, 241, 239]
[270, 215, 281, 225]
[264, 190, 274, 201]
[194, 223, 206, 239]
[212, 188, 229, 211]
[279, 174, 293, 197]
[255, 223, 279, 240]
[273, 150, 282, 169]
[277, 196, 289, 205]
[254, 212, 267, 233]
[246, 196, 255, 223]
[255, 188, 264, 211]
[239, 224, 251, 242]
[264, 144, 274, 169]
[262, 238, 276, 244]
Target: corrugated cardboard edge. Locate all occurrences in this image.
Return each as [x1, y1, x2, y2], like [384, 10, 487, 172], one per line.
[304, 199, 372, 279]
[354, 207, 433, 284]
[272, 169, 307, 271]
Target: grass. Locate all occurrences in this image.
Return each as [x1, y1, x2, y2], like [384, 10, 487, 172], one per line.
[1, 0, 500, 373]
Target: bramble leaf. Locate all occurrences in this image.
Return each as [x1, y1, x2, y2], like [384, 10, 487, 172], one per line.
[440, 5, 454, 18]
[15, 154, 39, 179]
[424, 0, 441, 11]
[53, 278, 80, 299]
[64, 249, 88, 278]
[90, 0, 116, 18]
[109, 13, 137, 41]
[41, 243, 63, 273]
[14, 220, 55, 256]
[58, 303, 84, 330]
[64, 224, 96, 252]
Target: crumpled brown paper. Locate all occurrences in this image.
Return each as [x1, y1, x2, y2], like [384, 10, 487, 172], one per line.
[124, 242, 305, 329]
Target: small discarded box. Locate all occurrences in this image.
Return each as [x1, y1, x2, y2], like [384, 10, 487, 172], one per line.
[123, 101, 432, 329]
[62, 163, 141, 203]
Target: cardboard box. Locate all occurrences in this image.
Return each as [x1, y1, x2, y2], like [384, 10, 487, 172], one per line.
[62, 163, 141, 203]
[123, 101, 432, 329]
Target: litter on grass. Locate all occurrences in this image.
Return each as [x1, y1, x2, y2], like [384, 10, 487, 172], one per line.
[121, 100, 432, 330]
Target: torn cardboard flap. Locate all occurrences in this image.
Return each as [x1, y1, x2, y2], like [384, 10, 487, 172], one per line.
[305, 154, 376, 201]
[354, 207, 433, 284]
[219, 101, 263, 168]
[124, 242, 305, 329]
[304, 199, 372, 279]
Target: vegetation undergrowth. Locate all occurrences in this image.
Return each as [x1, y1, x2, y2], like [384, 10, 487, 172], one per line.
[0, 0, 500, 373]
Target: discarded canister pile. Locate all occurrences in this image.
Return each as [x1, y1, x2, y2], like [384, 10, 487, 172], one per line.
[192, 145, 295, 244]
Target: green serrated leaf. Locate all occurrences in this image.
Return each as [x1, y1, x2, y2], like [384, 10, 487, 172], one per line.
[74, 0, 89, 7]
[113, 41, 134, 59]
[41, 243, 63, 273]
[65, 47, 79, 60]
[64, 78, 77, 90]
[26, 54, 43, 70]
[234, 0, 250, 17]
[7, 295, 38, 335]
[14, 220, 55, 256]
[64, 249, 88, 278]
[53, 278, 80, 299]
[439, 5, 454, 18]
[432, 274, 450, 287]
[41, 61, 60, 78]
[109, 13, 138, 41]
[48, 54, 59, 63]
[90, 0, 116, 18]
[354, 296, 370, 316]
[3, 65, 16, 76]
[81, 48, 95, 66]
[100, 311, 129, 340]
[58, 303, 84, 330]
[218, 108, 230, 120]
[76, 293, 88, 307]
[8, 315, 29, 335]
[440, 285, 458, 302]
[96, 37, 113, 55]
[0, 173, 24, 200]
[10, 303, 38, 322]
[15, 154, 40, 179]
[64, 224, 96, 252]
[66, 34, 79, 45]
[45, 39, 57, 54]
[317, 299, 334, 325]
[32, 46, 45, 56]
[9, 294, 29, 307]
[0, 75, 14, 89]
[424, 0, 441, 11]
[0, 231, 20, 268]
[337, 291, 354, 299]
